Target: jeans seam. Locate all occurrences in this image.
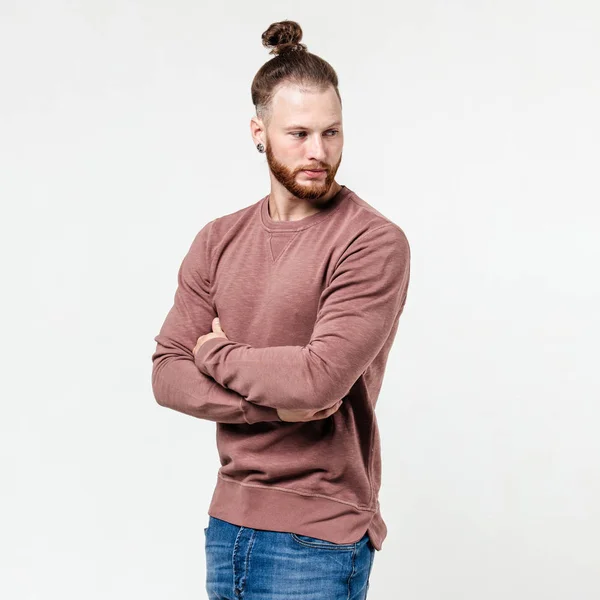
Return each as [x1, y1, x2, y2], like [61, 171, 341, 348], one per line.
[346, 541, 358, 600]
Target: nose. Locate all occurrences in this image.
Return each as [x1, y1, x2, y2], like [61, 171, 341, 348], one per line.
[306, 133, 327, 163]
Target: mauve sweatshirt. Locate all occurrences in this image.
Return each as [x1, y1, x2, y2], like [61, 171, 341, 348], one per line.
[151, 184, 411, 551]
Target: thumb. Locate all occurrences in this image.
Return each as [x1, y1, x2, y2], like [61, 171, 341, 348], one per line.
[213, 317, 224, 333]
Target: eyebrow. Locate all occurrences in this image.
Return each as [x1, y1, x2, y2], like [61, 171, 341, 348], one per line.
[284, 121, 341, 130]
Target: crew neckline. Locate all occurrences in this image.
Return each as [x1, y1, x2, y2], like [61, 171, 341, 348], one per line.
[260, 185, 351, 232]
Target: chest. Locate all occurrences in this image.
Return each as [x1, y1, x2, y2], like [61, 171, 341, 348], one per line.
[211, 231, 335, 344]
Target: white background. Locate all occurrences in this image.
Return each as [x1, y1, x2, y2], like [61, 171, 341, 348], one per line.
[1, 1, 598, 598]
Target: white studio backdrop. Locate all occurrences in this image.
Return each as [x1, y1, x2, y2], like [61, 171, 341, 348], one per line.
[1, 1, 598, 599]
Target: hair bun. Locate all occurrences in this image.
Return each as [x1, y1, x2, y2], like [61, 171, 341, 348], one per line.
[261, 20, 307, 56]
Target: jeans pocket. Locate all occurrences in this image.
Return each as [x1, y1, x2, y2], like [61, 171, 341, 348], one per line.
[289, 532, 356, 550]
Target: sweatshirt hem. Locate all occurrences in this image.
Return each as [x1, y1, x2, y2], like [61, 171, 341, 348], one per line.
[207, 473, 386, 550]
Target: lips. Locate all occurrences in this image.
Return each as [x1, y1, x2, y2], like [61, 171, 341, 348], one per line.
[302, 169, 327, 179]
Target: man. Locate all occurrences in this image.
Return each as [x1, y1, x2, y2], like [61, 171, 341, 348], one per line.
[151, 20, 410, 600]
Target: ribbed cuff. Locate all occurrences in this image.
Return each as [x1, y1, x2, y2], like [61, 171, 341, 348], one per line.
[193, 336, 229, 370]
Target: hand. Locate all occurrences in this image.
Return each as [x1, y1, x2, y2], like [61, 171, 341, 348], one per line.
[193, 317, 228, 356]
[277, 399, 343, 422]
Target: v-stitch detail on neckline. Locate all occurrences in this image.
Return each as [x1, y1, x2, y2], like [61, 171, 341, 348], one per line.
[267, 230, 301, 263]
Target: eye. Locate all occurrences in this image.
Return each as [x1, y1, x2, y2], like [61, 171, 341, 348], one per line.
[290, 130, 339, 138]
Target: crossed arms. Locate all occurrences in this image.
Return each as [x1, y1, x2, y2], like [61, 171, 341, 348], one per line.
[151, 220, 410, 424]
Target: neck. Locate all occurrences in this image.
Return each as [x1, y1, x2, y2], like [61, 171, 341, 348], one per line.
[267, 180, 342, 222]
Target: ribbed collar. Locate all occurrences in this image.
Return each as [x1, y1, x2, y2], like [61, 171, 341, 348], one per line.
[259, 184, 351, 232]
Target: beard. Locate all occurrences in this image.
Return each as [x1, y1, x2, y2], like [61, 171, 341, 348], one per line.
[265, 140, 342, 201]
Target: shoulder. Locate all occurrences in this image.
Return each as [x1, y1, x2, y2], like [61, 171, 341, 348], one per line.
[340, 188, 410, 255]
[190, 194, 265, 254]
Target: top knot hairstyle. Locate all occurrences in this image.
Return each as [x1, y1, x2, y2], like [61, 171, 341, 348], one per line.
[251, 20, 342, 126]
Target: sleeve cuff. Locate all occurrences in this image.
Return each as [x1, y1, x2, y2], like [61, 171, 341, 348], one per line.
[193, 336, 230, 369]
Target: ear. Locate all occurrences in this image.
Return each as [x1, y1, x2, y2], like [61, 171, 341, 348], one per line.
[250, 115, 265, 148]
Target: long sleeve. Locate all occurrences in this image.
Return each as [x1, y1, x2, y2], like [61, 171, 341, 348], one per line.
[151, 221, 282, 424]
[194, 223, 410, 412]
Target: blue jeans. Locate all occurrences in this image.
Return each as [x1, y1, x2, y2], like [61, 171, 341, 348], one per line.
[204, 516, 376, 599]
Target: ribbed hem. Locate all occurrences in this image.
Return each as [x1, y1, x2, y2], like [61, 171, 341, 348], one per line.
[206, 474, 387, 551]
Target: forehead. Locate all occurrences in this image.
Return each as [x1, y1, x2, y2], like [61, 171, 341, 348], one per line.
[269, 82, 341, 127]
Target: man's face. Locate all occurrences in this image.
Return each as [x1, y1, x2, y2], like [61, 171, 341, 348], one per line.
[263, 83, 343, 200]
